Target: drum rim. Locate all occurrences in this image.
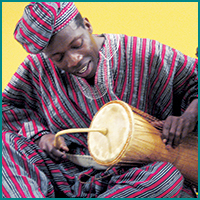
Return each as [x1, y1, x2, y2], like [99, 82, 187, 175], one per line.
[88, 100, 134, 166]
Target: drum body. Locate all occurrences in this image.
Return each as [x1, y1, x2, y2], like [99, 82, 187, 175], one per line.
[88, 100, 198, 186]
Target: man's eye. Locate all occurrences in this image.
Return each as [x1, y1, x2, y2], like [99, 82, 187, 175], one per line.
[71, 38, 83, 49]
[53, 54, 64, 62]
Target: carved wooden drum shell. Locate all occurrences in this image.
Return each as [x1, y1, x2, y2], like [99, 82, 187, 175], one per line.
[88, 100, 198, 186]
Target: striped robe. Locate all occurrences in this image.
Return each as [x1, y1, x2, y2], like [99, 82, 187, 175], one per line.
[2, 34, 198, 198]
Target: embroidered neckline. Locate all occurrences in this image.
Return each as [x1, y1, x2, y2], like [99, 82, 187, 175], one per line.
[72, 34, 120, 100]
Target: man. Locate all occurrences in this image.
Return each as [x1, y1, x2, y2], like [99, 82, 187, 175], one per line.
[2, 2, 198, 198]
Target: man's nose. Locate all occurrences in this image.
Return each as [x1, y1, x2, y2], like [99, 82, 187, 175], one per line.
[66, 53, 83, 69]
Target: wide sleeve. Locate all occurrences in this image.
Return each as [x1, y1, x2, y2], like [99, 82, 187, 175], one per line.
[172, 49, 198, 110]
[2, 55, 50, 142]
[112, 34, 198, 119]
[150, 40, 198, 117]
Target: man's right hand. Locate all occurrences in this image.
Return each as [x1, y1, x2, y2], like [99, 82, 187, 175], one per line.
[35, 133, 69, 161]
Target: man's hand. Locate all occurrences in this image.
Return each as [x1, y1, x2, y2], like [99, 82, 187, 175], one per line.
[151, 99, 198, 149]
[162, 99, 198, 149]
[36, 133, 69, 161]
[162, 114, 197, 149]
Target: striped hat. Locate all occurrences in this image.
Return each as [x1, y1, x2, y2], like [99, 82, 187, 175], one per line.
[14, 2, 79, 54]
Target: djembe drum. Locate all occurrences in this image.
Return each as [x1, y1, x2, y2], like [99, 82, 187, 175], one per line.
[54, 100, 198, 186]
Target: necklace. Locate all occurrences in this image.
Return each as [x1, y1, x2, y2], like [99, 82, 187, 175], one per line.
[74, 34, 120, 100]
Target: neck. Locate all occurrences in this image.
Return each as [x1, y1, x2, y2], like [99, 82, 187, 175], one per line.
[86, 76, 95, 85]
[94, 34, 105, 51]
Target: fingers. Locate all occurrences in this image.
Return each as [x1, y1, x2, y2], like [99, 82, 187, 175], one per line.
[57, 136, 69, 152]
[162, 116, 183, 149]
[48, 148, 67, 161]
[39, 134, 69, 161]
[159, 107, 197, 149]
[44, 144, 68, 162]
[50, 136, 69, 161]
[172, 126, 182, 147]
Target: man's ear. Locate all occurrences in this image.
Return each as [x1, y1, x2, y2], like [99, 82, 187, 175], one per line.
[83, 17, 93, 33]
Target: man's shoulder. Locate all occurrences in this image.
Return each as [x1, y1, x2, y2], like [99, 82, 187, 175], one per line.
[23, 53, 51, 65]
[104, 33, 151, 43]
[21, 53, 55, 73]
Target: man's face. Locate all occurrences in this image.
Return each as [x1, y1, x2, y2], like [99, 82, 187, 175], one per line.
[44, 19, 100, 80]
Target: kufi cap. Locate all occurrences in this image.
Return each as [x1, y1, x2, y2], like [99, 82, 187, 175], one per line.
[14, 2, 79, 54]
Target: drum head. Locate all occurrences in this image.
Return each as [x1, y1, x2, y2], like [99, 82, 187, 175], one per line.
[88, 100, 134, 165]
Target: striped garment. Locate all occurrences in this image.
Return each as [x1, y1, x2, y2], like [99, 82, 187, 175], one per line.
[2, 34, 198, 198]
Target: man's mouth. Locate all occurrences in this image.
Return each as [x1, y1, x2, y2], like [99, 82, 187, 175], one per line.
[78, 65, 88, 74]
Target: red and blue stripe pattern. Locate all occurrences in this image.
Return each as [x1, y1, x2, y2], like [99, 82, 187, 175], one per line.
[2, 34, 198, 197]
[14, 2, 79, 54]
[2, 131, 184, 198]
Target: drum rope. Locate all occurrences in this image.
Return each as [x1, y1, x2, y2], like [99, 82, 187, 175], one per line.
[129, 105, 163, 131]
[130, 106, 180, 166]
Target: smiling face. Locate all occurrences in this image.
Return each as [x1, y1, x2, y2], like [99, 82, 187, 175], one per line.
[43, 18, 104, 81]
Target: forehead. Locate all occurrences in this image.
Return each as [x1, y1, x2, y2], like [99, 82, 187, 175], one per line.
[44, 21, 83, 55]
